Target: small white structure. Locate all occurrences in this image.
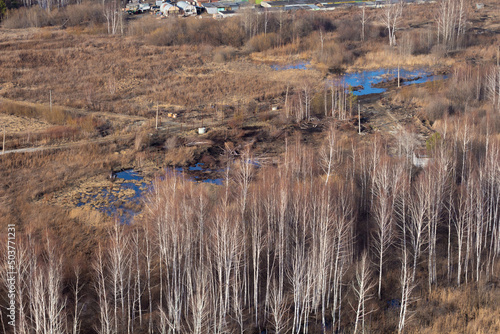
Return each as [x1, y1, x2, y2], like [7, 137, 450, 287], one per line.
[138, 3, 151, 12]
[198, 127, 207, 134]
[216, 10, 238, 18]
[177, 1, 197, 15]
[412, 150, 431, 168]
[160, 3, 181, 15]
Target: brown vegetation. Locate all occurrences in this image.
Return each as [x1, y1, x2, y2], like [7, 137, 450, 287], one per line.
[1, 0, 500, 333]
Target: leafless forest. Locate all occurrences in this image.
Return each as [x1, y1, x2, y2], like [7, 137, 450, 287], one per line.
[3, 121, 500, 333]
[1, 0, 500, 333]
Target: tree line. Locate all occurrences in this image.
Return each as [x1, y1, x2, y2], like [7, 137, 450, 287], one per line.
[2, 111, 499, 333]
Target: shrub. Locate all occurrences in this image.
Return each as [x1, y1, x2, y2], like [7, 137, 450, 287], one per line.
[2, 6, 51, 28]
[313, 41, 348, 70]
[423, 96, 448, 123]
[2, 2, 105, 29]
[0, 0, 7, 20]
[147, 17, 245, 48]
[128, 16, 161, 37]
[63, 2, 106, 27]
[164, 135, 179, 150]
[213, 46, 237, 63]
[430, 44, 447, 58]
[336, 19, 360, 42]
[245, 33, 278, 53]
[134, 131, 149, 151]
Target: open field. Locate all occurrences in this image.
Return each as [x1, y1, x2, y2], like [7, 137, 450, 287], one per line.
[0, 113, 51, 133]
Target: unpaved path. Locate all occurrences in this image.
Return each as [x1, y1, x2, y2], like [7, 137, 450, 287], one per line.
[0, 133, 135, 155]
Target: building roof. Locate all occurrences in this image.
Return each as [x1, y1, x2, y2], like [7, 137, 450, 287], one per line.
[161, 3, 181, 11]
[203, 1, 240, 7]
[260, 0, 322, 7]
[177, 1, 194, 9]
[285, 4, 319, 10]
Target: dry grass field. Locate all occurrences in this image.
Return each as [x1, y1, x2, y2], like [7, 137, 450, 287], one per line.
[1, 1, 500, 333]
[0, 113, 51, 133]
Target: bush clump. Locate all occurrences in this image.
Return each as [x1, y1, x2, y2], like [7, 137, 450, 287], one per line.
[245, 33, 278, 53]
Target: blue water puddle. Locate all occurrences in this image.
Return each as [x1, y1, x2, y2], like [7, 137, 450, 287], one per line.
[245, 159, 261, 168]
[77, 161, 259, 222]
[271, 64, 446, 94]
[75, 166, 223, 222]
[76, 169, 150, 224]
[116, 169, 143, 181]
[271, 61, 310, 71]
[202, 178, 224, 185]
[339, 68, 448, 96]
[173, 163, 224, 185]
[188, 163, 204, 171]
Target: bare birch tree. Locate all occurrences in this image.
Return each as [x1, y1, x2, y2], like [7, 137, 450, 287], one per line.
[371, 157, 399, 299]
[352, 252, 375, 334]
[381, 0, 404, 47]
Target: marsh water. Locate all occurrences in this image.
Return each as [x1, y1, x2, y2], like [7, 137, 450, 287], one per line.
[342, 68, 447, 96]
[270, 61, 310, 70]
[76, 165, 223, 223]
[76, 170, 149, 223]
[78, 67, 448, 222]
[271, 64, 448, 96]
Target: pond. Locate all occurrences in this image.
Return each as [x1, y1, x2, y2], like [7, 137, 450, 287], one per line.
[174, 163, 224, 186]
[271, 62, 447, 95]
[75, 165, 224, 223]
[76, 170, 149, 224]
[342, 68, 448, 96]
[270, 61, 311, 71]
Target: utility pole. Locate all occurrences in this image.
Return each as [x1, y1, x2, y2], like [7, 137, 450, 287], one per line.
[285, 85, 289, 118]
[2, 126, 5, 154]
[358, 103, 361, 134]
[156, 102, 159, 130]
[50, 90, 52, 113]
[398, 62, 401, 88]
[361, 5, 366, 42]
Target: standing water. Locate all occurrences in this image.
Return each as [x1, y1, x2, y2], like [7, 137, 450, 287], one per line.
[342, 68, 447, 96]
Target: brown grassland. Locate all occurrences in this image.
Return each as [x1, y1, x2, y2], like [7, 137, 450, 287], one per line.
[1, 0, 500, 333]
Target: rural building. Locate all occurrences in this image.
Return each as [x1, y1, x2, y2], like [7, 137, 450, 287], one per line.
[160, 3, 181, 15]
[216, 9, 239, 17]
[260, 0, 319, 9]
[177, 1, 199, 15]
[203, 1, 241, 14]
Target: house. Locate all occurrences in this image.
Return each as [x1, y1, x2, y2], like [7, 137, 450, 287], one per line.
[260, 0, 318, 9]
[203, 1, 240, 14]
[219, 1, 241, 11]
[203, 3, 221, 14]
[285, 4, 319, 11]
[317, 3, 339, 10]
